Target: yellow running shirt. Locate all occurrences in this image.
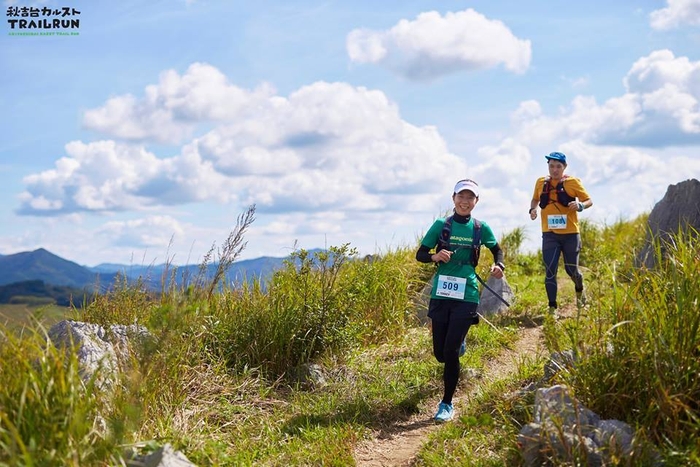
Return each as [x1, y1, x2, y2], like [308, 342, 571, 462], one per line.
[532, 176, 591, 234]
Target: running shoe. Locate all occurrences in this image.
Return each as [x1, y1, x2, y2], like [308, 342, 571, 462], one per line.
[434, 402, 454, 422]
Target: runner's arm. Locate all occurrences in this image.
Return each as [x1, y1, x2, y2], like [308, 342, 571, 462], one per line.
[416, 244, 434, 263]
[489, 243, 504, 268]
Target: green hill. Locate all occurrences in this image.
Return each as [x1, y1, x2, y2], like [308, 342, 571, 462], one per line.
[0, 248, 296, 294]
[0, 248, 109, 289]
[0, 280, 92, 307]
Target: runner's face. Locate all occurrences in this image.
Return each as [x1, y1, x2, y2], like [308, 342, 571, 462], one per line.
[453, 190, 478, 216]
[548, 160, 566, 181]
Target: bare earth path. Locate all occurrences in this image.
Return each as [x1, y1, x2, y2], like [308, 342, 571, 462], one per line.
[353, 319, 548, 467]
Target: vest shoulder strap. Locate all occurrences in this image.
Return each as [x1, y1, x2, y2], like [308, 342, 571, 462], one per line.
[540, 175, 571, 208]
[472, 218, 482, 267]
[437, 215, 453, 252]
[472, 218, 482, 246]
[437, 216, 482, 265]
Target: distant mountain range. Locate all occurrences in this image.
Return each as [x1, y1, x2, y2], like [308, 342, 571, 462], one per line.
[0, 248, 294, 294]
[0, 248, 117, 290]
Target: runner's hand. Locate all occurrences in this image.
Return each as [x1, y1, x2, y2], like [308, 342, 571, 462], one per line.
[490, 264, 504, 279]
[432, 249, 452, 263]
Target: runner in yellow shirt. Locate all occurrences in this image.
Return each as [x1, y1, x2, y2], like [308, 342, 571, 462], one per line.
[528, 152, 593, 314]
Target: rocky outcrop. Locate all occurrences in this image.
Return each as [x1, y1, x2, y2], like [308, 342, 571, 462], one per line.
[47, 321, 195, 465]
[637, 178, 700, 268]
[517, 385, 660, 467]
[288, 363, 327, 388]
[126, 444, 197, 467]
[48, 319, 152, 389]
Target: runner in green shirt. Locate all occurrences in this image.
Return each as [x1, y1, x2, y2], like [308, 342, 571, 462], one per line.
[416, 179, 505, 422]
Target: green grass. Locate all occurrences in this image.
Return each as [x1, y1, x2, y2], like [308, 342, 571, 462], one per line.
[415, 362, 542, 467]
[565, 227, 700, 457]
[406, 218, 699, 466]
[0, 326, 120, 466]
[1, 212, 698, 466]
[0, 303, 72, 332]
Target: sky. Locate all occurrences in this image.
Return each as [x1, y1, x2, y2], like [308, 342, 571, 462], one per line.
[1, 0, 700, 268]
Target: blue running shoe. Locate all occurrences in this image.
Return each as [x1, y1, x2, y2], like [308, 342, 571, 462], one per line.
[434, 402, 454, 422]
[459, 338, 466, 357]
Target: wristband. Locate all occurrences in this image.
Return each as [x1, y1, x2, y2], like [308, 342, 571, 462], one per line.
[495, 262, 505, 271]
[528, 207, 536, 214]
[577, 202, 584, 212]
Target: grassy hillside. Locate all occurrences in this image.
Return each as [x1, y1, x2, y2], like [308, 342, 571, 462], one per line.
[0, 280, 93, 308]
[0, 303, 73, 332]
[0, 213, 698, 466]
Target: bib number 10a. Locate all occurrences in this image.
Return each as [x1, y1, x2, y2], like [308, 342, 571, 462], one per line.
[547, 214, 567, 230]
[436, 275, 467, 299]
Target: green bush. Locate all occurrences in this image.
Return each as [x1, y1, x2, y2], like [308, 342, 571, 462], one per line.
[0, 328, 119, 466]
[569, 227, 700, 452]
[200, 244, 421, 378]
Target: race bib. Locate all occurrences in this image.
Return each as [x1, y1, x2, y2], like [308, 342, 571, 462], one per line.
[547, 214, 567, 230]
[435, 275, 466, 299]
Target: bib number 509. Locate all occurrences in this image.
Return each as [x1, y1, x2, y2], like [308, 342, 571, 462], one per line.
[436, 275, 466, 299]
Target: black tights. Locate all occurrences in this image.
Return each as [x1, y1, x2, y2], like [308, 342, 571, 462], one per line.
[542, 232, 583, 308]
[430, 300, 477, 405]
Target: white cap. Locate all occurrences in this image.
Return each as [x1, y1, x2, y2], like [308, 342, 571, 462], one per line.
[453, 179, 479, 197]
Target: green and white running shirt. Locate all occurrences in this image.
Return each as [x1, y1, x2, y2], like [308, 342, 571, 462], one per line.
[420, 216, 498, 304]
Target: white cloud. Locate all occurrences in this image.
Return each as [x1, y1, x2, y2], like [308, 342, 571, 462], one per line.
[484, 138, 700, 255]
[483, 50, 700, 253]
[347, 29, 387, 63]
[470, 138, 533, 188]
[650, 0, 700, 30]
[556, 140, 664, 185]
[553, 141, 700, 221]
[97, 216, 186, 249]
[7, 212, 244, 268]
[346, 9, 531, 81]
[511, 100, 543, 124]
[83, 63, 275, 144]
[512, 50, 700, 148]
[624, 50, 700, 93]
[561, 75, 590, 90]
[17, 46, 699, 267]
[20, 70, 468, 217]
[17, 140, 233, 215]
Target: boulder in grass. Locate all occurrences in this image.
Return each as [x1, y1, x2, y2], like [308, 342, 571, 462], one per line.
[636, 178, 700, 269]
[126, 443, 196, 467]
[518, 385, 662, 467]
[48, 319, 152, 389]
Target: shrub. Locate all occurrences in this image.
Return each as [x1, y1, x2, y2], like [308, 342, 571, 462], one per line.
[569, 226, 700, 449]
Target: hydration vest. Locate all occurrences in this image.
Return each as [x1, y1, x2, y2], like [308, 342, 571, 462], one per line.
[436, 216, 482, 267]
[539, 175, 575, 209]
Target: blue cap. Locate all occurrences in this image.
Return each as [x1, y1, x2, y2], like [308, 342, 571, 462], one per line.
[546, 152, 567, 164]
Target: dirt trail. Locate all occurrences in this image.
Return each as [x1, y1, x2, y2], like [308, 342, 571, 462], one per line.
[353, 318, 550, 467]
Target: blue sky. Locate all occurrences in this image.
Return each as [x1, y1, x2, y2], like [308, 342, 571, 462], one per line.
[2, 0, 699, 267]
